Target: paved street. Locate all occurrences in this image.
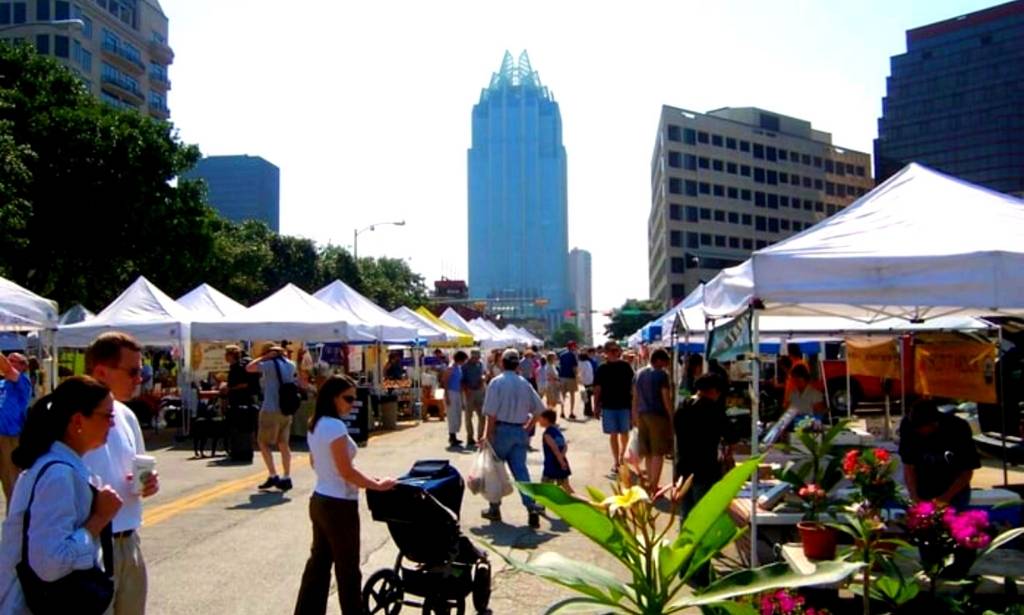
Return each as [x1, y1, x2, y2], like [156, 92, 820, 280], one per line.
[140, 411, 623, 614]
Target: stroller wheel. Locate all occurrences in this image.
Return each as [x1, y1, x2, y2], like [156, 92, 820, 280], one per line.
[472, 562, 491, 614]
[363, 569, 403, 615]
[421, 595, 465, 615]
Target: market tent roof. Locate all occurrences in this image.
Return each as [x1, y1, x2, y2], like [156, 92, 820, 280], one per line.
[441, 308, 482, 339]
[389, 307, 459, 346]
[0, 276, 58, 332]
[702, 163, 1024, 322]
[58, 276, 191, 347]
[470, 318, 517, 345]
[313, 280, 420, 343]
[191, 283, 373, 343]
[58, 304, 95, 326]
[505, 324, 541, 345]
[177, 284, 246, 319]
[414, 307, 475, 346]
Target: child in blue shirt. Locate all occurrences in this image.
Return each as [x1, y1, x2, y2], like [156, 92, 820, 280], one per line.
[538, 410, 572, 493]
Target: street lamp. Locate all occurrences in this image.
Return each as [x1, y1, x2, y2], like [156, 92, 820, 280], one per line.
[0, 19, 84, 34]
[353, 220, 405, 261]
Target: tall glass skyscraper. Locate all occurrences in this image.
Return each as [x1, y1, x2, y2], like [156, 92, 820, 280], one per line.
[468, 51, 569, 331]
[875, 0, 1024, 196]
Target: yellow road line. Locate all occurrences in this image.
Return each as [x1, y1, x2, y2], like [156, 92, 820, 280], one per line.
[143, 456, 310, 527]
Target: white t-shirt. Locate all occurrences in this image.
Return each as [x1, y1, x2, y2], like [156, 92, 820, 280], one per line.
[578, 360, 595, 386]
[82, 400, 146, 533]
[307, 416, 359, 500]
[789, 386, 824, 415]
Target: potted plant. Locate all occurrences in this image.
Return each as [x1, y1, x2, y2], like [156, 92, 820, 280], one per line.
[841, 448, 901, 513]
[797, 483, 837, 560]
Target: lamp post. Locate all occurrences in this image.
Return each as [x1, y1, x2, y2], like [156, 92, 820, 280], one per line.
[0, 18, 84, 34]
[353, 220, 405, 261]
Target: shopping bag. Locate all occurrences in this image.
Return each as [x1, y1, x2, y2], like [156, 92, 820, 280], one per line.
[467, 446, 487, 495]
[474, 442, 514, 503]
[626, 427, 641, 466]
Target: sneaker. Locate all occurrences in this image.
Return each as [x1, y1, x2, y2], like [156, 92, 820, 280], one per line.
[277, 477, 293, 492]
[569, 414, 577, 420]
[257, 476, 279, 491]
[528, 511, 541, 529]
[466, 439, 477, 449]
[481, 507, 502, 522]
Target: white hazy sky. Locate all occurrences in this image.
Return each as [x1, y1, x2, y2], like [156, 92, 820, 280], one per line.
[166, 0, 998, 337]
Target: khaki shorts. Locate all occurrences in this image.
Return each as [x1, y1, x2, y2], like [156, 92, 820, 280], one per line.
[638, 413, 673, 457]
[258, 411, 293, 446]
[559, 377, 578, 394]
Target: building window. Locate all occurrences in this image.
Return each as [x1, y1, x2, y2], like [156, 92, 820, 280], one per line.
[803, 177, 812, 188]
[837, 184, 846, 197]
[779, 172, 788, 184]
[814, 179, 824, 190]
[726, 162, 737, 174]
[836, 162, 846, 176]
[742, 214, 752, 226]
[754, 167, 765, 183]
[35, 33, 48, 54]
[815, 202, 824, 212]
[743, 238, 753, 250]
[685, 180, 698, 196]
[827, 204, 837, 215]
[778, 149, 788, 161]
[780, 196, 789, 208]
[813, 156, 823, 168]
[802, 154, 811, 165]
[698, 157, 709, 169]
[792, 221, 802, 231]
[766, 146, 777, 162]
[790, 173, 799, 185]
[741, 189, 751, 201]
[740, 165, 751, 177]
[768, 218, 779, 233]
[781, 219, 791, 231]
[726, 137, 737, 150]
[753, 143, 764, 159]
[755, 216, 766, 231]
[670, 231, 682, 247]
[767, 193, 778, 209]
[686, 232, 699, 248]
[669, 178, 682, 194]
[668, 151, 682, 168]
[697, 131, 709, 144]
[55, 0, 67, 18]
[671, 284, 686, 300]
[683, 128, 696, 145]
[713, 209, 725, 222]
[148, 90, 165, 110]
[700, 233, 711, 246]
[714, 235, 726, 247]
[803, 201, 813, 211]
[54, 33, 68, 57]
[767, 170, 778, 185]
[671, 258, 685, 273]
[856, 166, 866, 177]
[711, 134, 723, 147]
[699, 207, 711, 220]
[13, 1, 26, 23]
[755, 192, 766, 207]
[685, 206, 698, 222]
[728, 237, 740, 249]
[72, 4, 93, 38]
[740, 140, 750, 152]
[728, 212, 739, 224]
[670, 204, 682, 220]
[791, 198, 800, 209]
[825, 182, 835, 196]
[727, 187, 738, 199]
[698, 182, 710, 194]
[36, 0, 50, 20]
[712, 159, 723, 172]
[824, 159, 834, 173]
[757, 240, 768, 249]
[683, 154, 697, 170]
[713, 184, 724, 197]
[0, 4, 10, 24]
[667, 125, 681, 142]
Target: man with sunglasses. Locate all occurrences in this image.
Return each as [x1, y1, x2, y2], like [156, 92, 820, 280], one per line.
[84, 332, 159, 615]
[0, 352, 32, 509]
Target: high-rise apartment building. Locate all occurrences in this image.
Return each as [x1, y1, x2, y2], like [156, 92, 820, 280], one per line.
[649, 106, 873, 308]
[875, 0, 1024, 196]
[0, 0, 173, 119]
[468, 51, 570, 333]
[183, 155, 281, 232]
[568, 248, 593, 345]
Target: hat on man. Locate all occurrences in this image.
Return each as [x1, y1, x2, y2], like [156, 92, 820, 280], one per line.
[567, 341, 578, 349]
[502, 348, 520, 362]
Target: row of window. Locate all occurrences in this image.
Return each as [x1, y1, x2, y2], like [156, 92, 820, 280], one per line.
[0, 2, 27, 24]
[665, 124, 868, 178]
[101, 60, 139, 94]
[667, 179, 848, 211]
[100, 89, 136, 110]
[94, 0, 135, 29]
[102, 27, 141, 65]
[672, 203, 830, 230]
[666, 153, 869, 198]
[669, 252, 746, 274]
[33, 32, 68, 57]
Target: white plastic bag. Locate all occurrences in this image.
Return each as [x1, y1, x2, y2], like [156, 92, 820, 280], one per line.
[626, 427, 641, 466]
[470, 442, 514, 503]
[467, 446, 487, 495]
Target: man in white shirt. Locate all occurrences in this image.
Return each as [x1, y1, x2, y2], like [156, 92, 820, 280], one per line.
[83, 332, 160, 615]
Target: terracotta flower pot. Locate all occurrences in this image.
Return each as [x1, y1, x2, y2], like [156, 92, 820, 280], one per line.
[798, 522, 838, 560]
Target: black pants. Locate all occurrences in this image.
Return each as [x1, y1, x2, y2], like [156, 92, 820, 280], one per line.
[294, 494, 361, 615]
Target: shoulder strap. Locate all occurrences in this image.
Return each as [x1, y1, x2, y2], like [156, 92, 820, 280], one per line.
[271, 357, 284, 383]
[21, 460, 113, 578]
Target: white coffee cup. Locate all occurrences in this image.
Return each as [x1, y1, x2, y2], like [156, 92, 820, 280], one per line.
[131, 455, 157, 495]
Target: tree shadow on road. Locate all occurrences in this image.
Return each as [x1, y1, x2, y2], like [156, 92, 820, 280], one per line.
[468, 522, 557, 549]
[226, 492, 291, 511]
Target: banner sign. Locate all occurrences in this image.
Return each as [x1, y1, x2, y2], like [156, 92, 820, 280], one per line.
[914, 339, 997, 403]
[191, 342, 232, 380]
[707, 308, 753, 362]
[846, 337, 900, 380]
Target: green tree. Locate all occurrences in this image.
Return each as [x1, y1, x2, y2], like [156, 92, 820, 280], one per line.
[603, 299, 663, 341]
[205, 219, 275, 305]
[264, 234, 318, 292]
[549, 321, 584, 348]
[315, 244, 360, 290]
[0, 43, 221, 308]
[357, 257, 429, 311]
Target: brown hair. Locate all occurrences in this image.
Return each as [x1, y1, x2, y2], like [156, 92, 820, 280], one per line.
[85, 332, 142, 374]
[311, 374, 358, 433]
[13, 376, 110, 469]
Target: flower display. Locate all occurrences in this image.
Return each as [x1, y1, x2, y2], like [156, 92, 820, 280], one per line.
[752, 589, 829, 615]
[600, 485, 650, 515]
[842, 447, 900, 512]
[906, 500, 939, 531]
[945, 508, 992, 550]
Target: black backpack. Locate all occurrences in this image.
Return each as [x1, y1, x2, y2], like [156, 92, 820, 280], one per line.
[273, 357, 301, 416]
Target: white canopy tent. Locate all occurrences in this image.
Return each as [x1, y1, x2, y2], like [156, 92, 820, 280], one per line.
[389, 307, 456, 345]
[191, 283, 373, 343]
[58, 304, 95, 326]
[470, 318, 517, 347]
[0, 276, 59, 332]
[313, 280, 421, 344]
[702, 163, 1024, 321]
[177, 284, 246, 319]
[440, 308, 491, 346]
[58, 276, 192, 348]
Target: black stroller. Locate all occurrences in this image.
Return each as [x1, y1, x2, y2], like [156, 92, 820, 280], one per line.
[364, 460, 492, 615]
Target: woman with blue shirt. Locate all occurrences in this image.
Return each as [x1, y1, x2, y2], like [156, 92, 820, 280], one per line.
[0, 376, 124, 614]
[294, 375, 396, 615]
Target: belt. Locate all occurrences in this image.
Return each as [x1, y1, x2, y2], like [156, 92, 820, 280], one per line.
[112, 529, 135, 538]
[497, 420, 526, 426]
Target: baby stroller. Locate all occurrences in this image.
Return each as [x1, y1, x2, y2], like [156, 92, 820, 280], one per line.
[364, 459, 492, 615]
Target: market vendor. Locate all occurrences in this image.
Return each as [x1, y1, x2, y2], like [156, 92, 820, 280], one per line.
[899, 400, 980, 508]
[384, 351, 406, 381]
[782, 364, 825, 419]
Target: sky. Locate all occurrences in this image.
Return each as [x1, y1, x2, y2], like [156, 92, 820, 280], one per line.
[165, 0, 1001, 340]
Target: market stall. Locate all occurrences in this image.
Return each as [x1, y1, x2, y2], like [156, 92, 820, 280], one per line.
[0, 275, 59, 391]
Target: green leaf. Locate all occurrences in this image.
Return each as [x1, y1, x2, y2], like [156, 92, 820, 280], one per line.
[675, 457, 761, 550]
[585, 485, 608, 504]
[518, 482, 629, 560]
[484, 547, 632, 606]
[544, 596, 630, 614]
[682, 516, 745, 583]
[671, 561, 864, 608]
[980, 526, 1024, 559]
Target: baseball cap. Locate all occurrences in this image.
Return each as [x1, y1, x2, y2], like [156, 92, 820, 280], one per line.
[502, 348, 520, 362]
[567, 340, 577, 349]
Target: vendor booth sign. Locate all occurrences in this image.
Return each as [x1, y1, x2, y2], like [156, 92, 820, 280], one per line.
[706, 309, 753, 362]
[913, 338, 997, 403]
[846, 337, 901, 380]
[191, 342, 232, 379]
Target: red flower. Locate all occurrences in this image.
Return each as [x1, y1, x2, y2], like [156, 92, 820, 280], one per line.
[873, 448, 890, 463]
[842, 450, 860, 476]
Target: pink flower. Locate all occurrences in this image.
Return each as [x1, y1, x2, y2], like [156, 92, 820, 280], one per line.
[760, 594, 776, 615]
[777, 591, 798, 614]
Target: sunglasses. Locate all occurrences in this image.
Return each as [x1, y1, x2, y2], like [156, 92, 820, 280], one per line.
[341, 395, 357, 404]
[114, 366, 143, 378]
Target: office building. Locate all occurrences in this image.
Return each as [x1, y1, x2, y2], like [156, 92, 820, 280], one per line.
[568, 248, 593, 345]
[0, 0, 173, 119]
[468, 50, 570, 333]
[183, 155, 281, 232]
[875, 1, 1024, 195]
[649, 106, 873, 308]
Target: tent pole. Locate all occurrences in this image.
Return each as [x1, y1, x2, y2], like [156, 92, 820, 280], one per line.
[900, 336, 907, 419]
[750, 309, 760, 568]
[845, 339, 853, 419]
[998, 327, 1008, 487]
